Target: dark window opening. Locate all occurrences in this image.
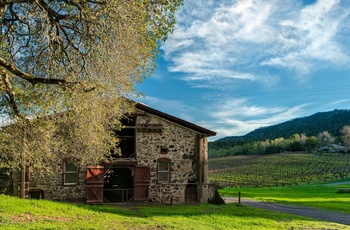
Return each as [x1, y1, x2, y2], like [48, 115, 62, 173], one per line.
[111, 117, 136, 159]
[104, 167, 134, 203]
[185, 180, 197, 202]
[29, 189, 44, 199]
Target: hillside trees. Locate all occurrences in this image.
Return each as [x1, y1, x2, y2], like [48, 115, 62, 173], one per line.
[287, 134, 304, 151]
[317, 131, 335, 145]
[0, 0, 182, 197]
[340, 126, 350, 146]
[209, 110, 350, 158]
[208, 134, 324, 158]
[244, 109, 350, 141]
[304, 136, 320, 151]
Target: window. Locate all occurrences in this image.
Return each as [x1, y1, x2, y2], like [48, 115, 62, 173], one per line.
[157, 158, 171, 183]
[63, 160, 78, 185]
[112, 117, 136, 158]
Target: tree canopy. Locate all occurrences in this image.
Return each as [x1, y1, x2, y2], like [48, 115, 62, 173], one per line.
[0, 0, 183, 191]
[0, 0, 182, 118]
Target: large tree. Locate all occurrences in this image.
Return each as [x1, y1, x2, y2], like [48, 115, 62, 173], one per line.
[0, 0, 182, 117]
[0, 0, 182, 197]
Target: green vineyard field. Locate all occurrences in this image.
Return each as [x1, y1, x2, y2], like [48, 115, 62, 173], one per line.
[208, 152, 350, 188]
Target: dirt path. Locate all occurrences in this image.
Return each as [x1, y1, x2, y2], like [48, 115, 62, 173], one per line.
[223, 197, 350, 226]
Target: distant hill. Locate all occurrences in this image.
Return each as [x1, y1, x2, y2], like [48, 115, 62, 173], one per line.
[216, 109, 350, 143]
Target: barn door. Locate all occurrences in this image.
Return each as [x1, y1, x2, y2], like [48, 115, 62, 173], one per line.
[86, 166, 104, 203]
[134, 166, 150, 201]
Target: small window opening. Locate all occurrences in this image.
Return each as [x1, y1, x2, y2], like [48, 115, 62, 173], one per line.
[63, 160, 78, 185]
[29, 189, 44, 199]
[157, 158, 171, 183]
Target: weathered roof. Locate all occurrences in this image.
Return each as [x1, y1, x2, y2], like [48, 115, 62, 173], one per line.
[135, 103, 216, 137]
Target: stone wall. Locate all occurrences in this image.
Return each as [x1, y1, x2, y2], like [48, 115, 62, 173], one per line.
[136, 111, 200, 203]
[28, 164, 87, 202]
[13, 109, 207, 203]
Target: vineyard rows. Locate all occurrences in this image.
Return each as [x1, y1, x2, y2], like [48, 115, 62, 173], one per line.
[208, 153, 350, 188]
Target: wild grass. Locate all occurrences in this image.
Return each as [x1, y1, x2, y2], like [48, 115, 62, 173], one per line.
[1, 194, 349, 229]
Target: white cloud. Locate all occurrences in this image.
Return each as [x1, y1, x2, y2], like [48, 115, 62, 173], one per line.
[213, 98, 284, 118]
[208, 98, 310, 138]
[161, 0, 350, 87]
[220, 0, 277, 43]
[327, 99, 350, 106]
[262, 0, 350, 75]
[144, 0, 350, 140]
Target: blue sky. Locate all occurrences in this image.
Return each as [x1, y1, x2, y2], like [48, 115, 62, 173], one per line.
[136, 0, 350, 141]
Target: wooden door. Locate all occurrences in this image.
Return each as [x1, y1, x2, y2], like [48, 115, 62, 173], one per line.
[86, 166, 104, 203]
[185, 185, 197, 202]
[134, 166, 150, 201]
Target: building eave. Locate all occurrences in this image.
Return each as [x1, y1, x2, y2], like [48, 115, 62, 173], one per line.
[135, 103, 216, 137]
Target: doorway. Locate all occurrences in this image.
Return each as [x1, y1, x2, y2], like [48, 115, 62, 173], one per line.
[103, 167, 134, 203]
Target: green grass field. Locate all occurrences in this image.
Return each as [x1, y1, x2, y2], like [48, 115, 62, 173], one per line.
[1, 194, 349, 229]
[220, 181, 350, 214]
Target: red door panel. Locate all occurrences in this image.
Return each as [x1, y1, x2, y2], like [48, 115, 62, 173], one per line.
[86, 166, 104, 203]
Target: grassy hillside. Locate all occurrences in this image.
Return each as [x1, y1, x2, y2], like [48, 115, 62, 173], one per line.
[0, 194, 348, 229]
[209, 152, 350, 188]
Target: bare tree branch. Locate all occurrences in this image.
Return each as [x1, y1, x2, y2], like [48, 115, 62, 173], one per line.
[0, 57, 67, 85]
[36, 0, 77, 21]
[0, 0, 35, 8]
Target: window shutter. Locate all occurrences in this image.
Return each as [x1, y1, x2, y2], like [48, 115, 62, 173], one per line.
[86, 166, 104, 203]
[134, 166, 150, 201]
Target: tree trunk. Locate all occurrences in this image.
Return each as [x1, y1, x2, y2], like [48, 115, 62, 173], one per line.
[20, 123, 29, 199]
[21, 167, 26, 199]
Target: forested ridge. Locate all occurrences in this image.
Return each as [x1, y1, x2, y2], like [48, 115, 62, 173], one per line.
[209, 109, 350, 158]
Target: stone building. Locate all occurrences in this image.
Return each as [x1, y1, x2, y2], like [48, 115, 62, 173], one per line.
[12, 103, 216, 204]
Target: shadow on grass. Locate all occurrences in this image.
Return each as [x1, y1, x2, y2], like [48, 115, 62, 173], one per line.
[72, 202, 141, 217]
[76, 201, 317, 223]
